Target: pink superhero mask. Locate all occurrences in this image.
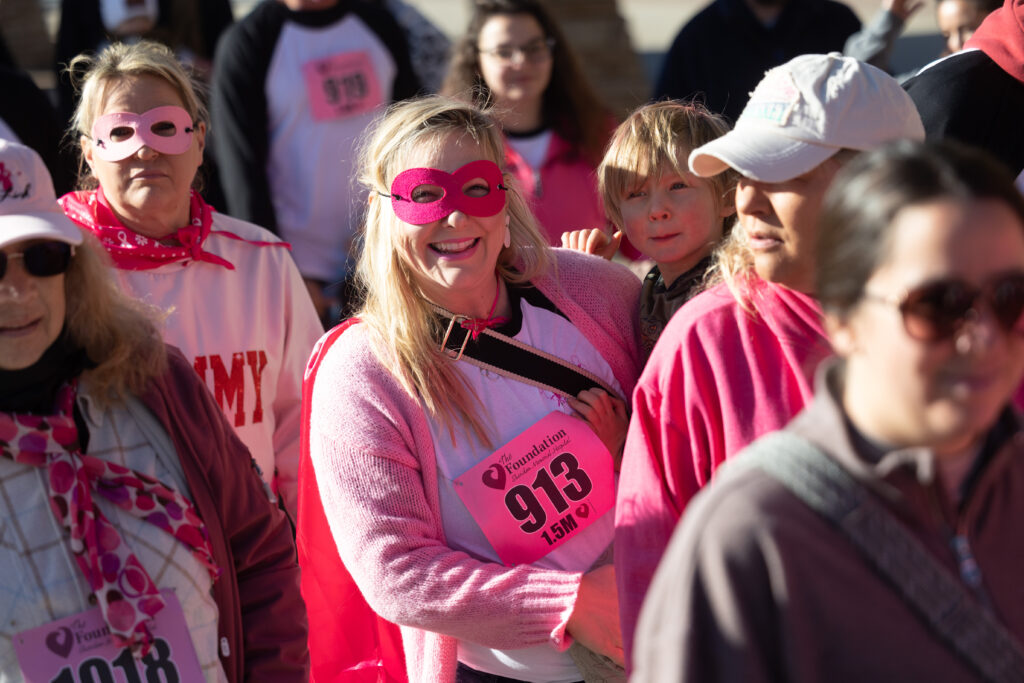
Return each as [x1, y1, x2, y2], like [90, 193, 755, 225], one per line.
[386, 160, 507, 225]
[90, 105, 196, 162]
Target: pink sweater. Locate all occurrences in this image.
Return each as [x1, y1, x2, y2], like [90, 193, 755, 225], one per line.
[615, 278, 832, 668]
[505, 132, 607, 246]
[308, 250, 641, 683]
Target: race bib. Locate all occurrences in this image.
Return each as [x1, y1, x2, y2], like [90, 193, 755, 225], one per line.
[14, 590, 204, 683]
[302, 51, 383, 121]
[455, 411, 614, 566]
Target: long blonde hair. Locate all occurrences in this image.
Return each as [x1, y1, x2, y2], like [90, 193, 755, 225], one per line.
[66, 233, 167, 406]
[356, 96, 551, 446]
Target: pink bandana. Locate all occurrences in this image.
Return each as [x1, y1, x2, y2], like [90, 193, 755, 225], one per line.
[387, 160, 507, 225]
[0, 383, 221, 655]
[59, 189, 289, 271]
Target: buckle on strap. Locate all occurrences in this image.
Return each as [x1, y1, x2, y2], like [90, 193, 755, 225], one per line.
[440, 314, 472, 361]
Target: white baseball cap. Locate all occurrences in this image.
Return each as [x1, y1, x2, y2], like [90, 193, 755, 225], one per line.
[0, 140, 83, 250]
[689, 53, 925, 183]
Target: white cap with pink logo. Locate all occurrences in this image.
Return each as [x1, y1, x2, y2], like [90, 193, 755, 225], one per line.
[0, 140, 82, 250]
[689, 53, 926, 183]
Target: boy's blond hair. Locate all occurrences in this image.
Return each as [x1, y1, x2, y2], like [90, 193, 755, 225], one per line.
[599, 101, 738, 237]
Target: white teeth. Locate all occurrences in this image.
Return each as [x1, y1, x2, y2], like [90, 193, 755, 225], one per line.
[431, 238, 476, 254]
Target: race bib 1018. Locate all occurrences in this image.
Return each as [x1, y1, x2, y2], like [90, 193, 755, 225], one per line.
[455, 411, 614, 566]
[14, 589, 205, 683]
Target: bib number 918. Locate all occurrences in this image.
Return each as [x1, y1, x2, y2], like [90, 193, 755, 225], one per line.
[503, 453, 592, 535]
[51, 638, 179, 683]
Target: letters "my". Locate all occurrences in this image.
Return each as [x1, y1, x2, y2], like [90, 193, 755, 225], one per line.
[193, 350, 268, 427]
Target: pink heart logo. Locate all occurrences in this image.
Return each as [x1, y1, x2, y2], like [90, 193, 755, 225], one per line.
[576, 503, 590, 519]
[481, 463, 507, 490]
[45, 627, 73, 658]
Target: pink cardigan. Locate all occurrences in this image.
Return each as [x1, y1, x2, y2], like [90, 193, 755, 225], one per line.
[308, 250, 641, 682]
[614, 278, 832, 668]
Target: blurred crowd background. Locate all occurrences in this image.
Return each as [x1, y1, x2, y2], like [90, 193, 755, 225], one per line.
[1, 0, 948, 118]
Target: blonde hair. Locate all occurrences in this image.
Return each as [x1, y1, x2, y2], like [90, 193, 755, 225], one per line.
[599, 101, 738, 236]
[65, 233, 167, 406]
[67, 40, 208, 189]
[356, 96, 552, 446]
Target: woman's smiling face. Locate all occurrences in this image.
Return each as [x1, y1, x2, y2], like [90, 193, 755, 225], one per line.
[393, 133, 508, 315]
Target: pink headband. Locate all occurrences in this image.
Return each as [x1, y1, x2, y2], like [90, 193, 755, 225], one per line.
[90, 105, 195, 161]
[387, 159, 507, 225]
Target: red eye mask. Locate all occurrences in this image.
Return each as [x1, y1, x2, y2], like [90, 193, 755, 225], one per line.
[91, 106, 195, 161]
[387, 160, 507, 225]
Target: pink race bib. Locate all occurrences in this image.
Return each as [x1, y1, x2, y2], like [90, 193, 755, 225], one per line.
[14, 590, 205, 682]
[302, 51, 384, 121]
[455, 411, 614, 566]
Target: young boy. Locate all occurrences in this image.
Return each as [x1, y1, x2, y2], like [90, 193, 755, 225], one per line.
[563, 101, 738, 359]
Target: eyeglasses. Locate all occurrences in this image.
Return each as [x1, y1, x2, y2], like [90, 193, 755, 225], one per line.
[864, 272, 1024, 342]
[477, 38, 555, 64]
[0, 242, 73, 280]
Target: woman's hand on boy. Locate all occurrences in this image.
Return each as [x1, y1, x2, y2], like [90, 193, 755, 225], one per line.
[569, 388, 628, 470]
[560, 228, 622, 261]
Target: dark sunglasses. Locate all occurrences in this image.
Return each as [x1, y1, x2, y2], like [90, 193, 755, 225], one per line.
[0, 242, 74, 280]
[865, 272, 1024, 342]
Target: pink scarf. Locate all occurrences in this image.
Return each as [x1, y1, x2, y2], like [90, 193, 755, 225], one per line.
[0, 382, 221, 654]
[60, 188, 288, 270]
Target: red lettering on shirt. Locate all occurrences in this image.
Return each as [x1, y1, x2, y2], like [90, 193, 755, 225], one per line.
[246, 350, 268, 425]
[192, 351, 268, 428]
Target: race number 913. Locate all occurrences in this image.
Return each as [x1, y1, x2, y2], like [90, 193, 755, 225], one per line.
[503, 452, 592, 535]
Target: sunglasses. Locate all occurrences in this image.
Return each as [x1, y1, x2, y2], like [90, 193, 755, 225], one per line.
[0, 242, 74, 280]
[865, 272, 1024, 342]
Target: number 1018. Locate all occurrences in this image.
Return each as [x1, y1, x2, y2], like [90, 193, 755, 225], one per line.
[50, 637, 179, 683]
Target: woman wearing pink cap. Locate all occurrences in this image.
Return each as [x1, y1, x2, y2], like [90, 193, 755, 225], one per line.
[0, 139, 306, 681]
[302, 96, 641, 682]
[60, 41, 323, 520]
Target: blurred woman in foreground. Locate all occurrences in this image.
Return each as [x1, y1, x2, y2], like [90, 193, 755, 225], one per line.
[633, 141, 1024, 682]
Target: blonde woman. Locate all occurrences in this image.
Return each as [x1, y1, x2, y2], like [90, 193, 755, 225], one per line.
[60, 41, 323, 519]
[0, 140, 306, 681]
[303, 96, 641, 682]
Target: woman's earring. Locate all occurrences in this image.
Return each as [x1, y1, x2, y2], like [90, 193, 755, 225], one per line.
[503, 216, 511, 248]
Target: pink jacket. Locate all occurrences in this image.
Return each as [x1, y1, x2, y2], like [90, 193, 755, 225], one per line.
[615, 278, 832, 668]
[308, 250, 642, 682]
[505, 132, 606, 245]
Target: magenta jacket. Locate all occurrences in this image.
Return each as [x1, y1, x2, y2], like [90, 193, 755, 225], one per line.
[615, 277, 832, 668]
[142, 348, 309, 682]
[308, 249, 642, 682]
[504, 132, 607, 246]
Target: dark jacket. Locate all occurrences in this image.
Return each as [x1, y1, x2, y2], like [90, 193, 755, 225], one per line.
[654, 0, 861, 123]
[632, 361, 1024, 682]
[142, 348, 309, 683]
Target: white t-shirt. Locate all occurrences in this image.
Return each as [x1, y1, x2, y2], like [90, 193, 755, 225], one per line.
[430, 288, 621, 682]
[112, 212, 324, 517]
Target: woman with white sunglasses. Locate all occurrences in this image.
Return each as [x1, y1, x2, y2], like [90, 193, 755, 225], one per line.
[0, 139, 307, 682]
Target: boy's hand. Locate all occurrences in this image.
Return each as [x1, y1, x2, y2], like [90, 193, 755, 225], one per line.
[568, 388, 628, 470]
[560, 229, 622, 261]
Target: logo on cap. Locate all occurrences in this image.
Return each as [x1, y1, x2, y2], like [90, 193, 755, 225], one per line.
[0, 162, 31, 202]
[744, 70, 801, 126]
